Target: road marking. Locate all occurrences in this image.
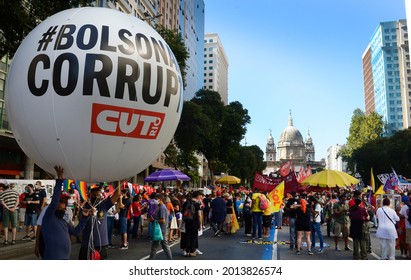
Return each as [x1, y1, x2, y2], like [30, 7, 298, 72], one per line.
[140, 226, 211, 260]
[272, 228, 278, 260]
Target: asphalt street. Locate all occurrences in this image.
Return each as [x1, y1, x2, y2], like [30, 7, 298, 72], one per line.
[1, 221, 408, 261]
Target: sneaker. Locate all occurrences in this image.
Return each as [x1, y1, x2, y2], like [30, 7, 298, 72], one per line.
[120, 244, 128, 250]
[214, 230, 220, 236]
[345, 246, 352, 251]
[308, 250, 314, 255]
[195, 249, 203, 255]
[296, 250, 301, 255]
[22, 235, 31, 241]
[317, 248, 324, 253]
[246, 234, 252, 237]
[30, 237, 35, 242]
[182, 251, 187, 256]
[11, 240, 16, 245]
[3, 240, 8, 245]
[335, 246, 341, 251]
[188, 252, 197, 257]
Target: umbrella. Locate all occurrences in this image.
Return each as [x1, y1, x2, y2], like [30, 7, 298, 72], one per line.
[144, 169, 190, 182]
[216, 175, 241, 184]
[300, 169, 359, 188]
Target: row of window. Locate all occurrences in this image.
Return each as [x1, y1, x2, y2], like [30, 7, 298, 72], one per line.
[204, 79, 213, 83]
[204, 60, 214, 64]
[204, 73, 213, 76]
[204, 66, 213, 70]
[204, 53, 213, 57]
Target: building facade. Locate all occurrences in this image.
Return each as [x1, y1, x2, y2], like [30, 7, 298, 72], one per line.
[179, 0, 205, 101]
[0, 0, 205, 181]
[362, 44, 375, 116]
[204, 33, 229, 104]
[264, 114, 325, 175]
[366, 20, 410, 136]
[325, 144, 347, 172]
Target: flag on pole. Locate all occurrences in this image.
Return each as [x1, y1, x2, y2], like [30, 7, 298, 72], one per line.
[280, 160, 292, 177]
[391, 167, 400, 187]
[370, 168, 376, 193]
[268, 181, 285, 213]
[375, 185, 385, 195]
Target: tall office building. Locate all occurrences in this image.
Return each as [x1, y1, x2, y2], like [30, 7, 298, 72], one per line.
[158, 0, 180, 30]
[179, 0, 205, 100]
[204, 33, 229, 104]
[364, 20, 410, 136]
[362, 45, 375, 115]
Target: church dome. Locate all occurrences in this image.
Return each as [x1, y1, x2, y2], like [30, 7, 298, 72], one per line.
[278, 115, 304, 146]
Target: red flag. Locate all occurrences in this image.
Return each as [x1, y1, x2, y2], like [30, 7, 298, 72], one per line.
[296, 166, 304, 183]
[280, 160, 292, 177]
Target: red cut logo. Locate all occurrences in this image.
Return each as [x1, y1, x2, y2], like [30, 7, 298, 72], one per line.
[90, 103, 165, 139]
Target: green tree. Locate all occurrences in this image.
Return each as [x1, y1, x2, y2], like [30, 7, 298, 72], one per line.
[0, 0, 93, 58]
[228, 145, 266, 186]
[155, 25, 189, 89]
[173, 89, 251, 182]
[340, 109, 383, 172]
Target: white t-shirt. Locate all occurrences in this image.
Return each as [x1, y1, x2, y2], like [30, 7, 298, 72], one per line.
[314, 203, 322, 223]
[399, 204, 411, 229]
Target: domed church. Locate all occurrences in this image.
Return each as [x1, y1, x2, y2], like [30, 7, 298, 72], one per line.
[264, 113, 324, 175]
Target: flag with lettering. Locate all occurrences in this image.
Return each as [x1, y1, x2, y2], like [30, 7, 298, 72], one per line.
[268, 181, 284, 213]
[253, 173, 282, 191]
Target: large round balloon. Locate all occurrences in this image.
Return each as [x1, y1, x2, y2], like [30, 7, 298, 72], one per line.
[6, 8, 183, 182]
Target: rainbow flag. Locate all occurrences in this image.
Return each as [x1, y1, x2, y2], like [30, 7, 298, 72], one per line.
[63, 179, 75, 192]
[77, 181, 88, 202]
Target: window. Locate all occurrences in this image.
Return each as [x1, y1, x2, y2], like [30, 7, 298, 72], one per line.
[209, 66, 213, 70]
[209, 60, 213, 63]
[209, 54, 213, 57]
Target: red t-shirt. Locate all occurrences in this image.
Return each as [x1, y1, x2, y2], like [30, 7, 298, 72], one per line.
[19, 193, 26, 209]
[131, 202, 142, 217]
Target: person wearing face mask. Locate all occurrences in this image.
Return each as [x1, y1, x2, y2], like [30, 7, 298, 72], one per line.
[284, 191, 299, 250]
[40, 166, 92, 260]
[78, 180, 121, 260]
[148, 193, 173, 260]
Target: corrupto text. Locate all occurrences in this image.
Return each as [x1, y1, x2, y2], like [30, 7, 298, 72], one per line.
[27, 24, 182, 112]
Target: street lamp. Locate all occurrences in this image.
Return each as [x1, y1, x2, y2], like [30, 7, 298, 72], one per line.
[142, 12, 163, 26]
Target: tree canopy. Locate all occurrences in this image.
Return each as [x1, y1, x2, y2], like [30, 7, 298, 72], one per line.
[340, 109, 383, 172]
[173, 89, 256, 182]
[0, 0, 93, 58]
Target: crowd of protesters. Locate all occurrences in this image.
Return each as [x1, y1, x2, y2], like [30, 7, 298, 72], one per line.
[0, 175, 410, 260]
[283, 188, 411, 260]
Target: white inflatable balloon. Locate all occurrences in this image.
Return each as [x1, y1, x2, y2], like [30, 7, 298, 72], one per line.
[6, 8, 183, 182]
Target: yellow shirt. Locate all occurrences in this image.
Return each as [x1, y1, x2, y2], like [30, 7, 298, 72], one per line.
[251, 192, 264, 212]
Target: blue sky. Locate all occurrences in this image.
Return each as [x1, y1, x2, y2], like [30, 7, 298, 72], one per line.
[204, 0, 406, 160]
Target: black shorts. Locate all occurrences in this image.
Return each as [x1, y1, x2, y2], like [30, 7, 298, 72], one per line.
[263, 215, 272, 227]
[296, 221, 310, 232]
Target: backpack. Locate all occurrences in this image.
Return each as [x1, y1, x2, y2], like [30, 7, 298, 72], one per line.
[182, 202, 196, 222]
[259, 194, 269, 210]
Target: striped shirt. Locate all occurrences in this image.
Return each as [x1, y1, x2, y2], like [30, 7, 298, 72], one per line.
[0, 189, 19, 208]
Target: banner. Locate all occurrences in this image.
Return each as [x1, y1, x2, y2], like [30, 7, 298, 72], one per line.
[268, 181, 284, 213]
[253, 173, 281, 191]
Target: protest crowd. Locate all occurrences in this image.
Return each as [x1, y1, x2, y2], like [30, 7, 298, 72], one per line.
[0, 166, 410, 260]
